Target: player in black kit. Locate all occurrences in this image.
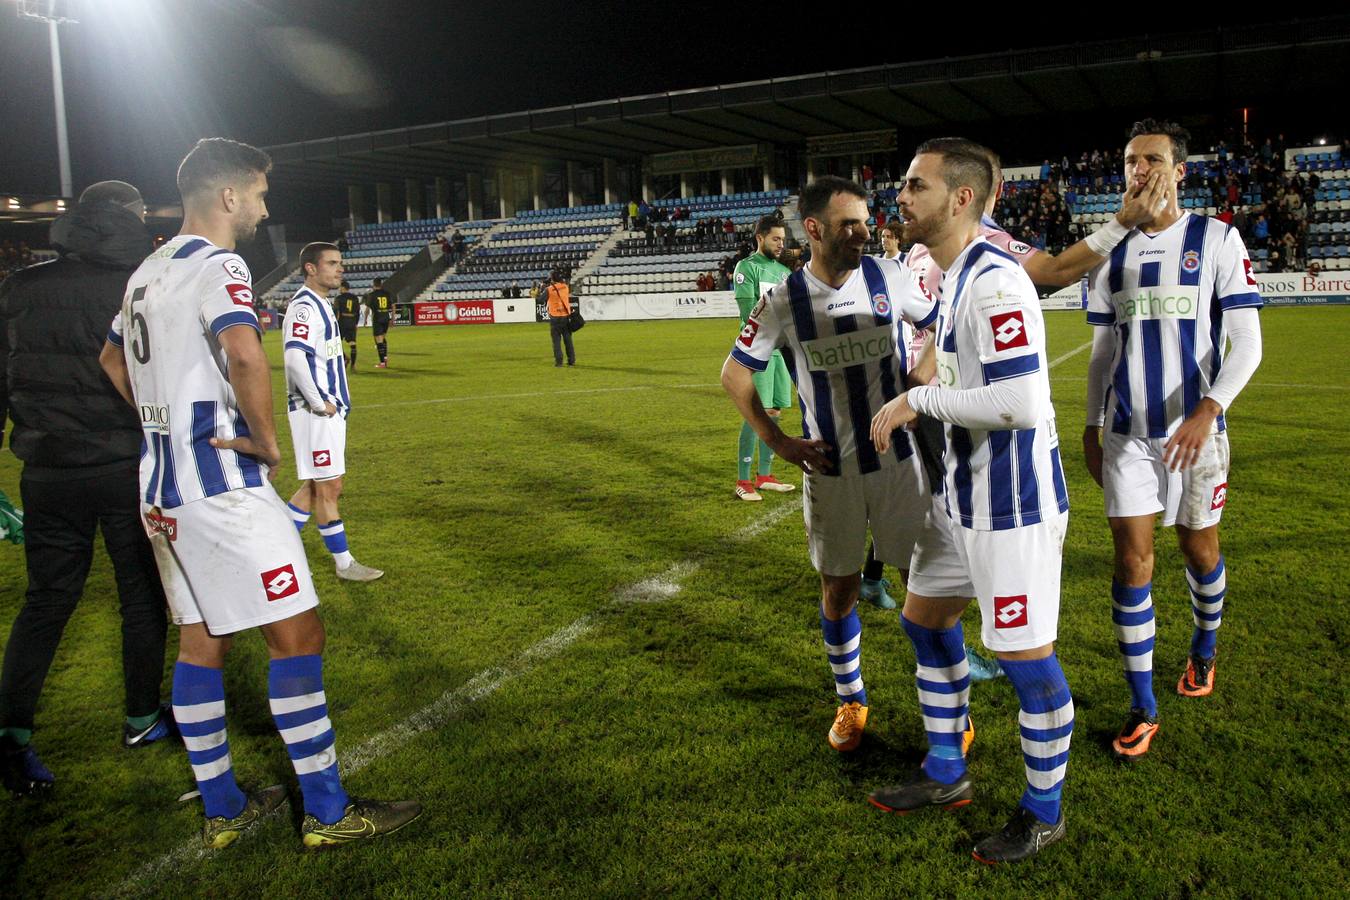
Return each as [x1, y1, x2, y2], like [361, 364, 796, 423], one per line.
[332, 280, 360, 369]
[365, 277, 395, 369]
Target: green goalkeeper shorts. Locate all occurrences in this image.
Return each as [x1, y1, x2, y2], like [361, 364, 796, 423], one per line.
[752, 351, 793, 411]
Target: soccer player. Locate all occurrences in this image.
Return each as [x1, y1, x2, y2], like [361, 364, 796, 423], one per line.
[867, 139, 1073, 864]
[283, 243, 383, 583]
[1082, 120, 1263, 761]
[98, 138, 419, 849]
[722, 176, 942, 756]
[364, 277, 395, 368]
[903, 144, 1167, 682]
[878, 219, 905, 262]
[731, 215, 794, 501]
[332, 279, 360, 369]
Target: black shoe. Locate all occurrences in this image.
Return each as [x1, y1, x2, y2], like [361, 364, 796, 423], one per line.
[1, 736, 55, 797]
[868, 769, 973, 815]
[555, 362, 563, 367]
[124, 703, 178, 749]
[973, 805, 1066, 864]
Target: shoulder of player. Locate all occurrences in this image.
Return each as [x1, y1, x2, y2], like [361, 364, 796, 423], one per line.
[967, 257, 1036, 307]
[194, 246, 251, 285]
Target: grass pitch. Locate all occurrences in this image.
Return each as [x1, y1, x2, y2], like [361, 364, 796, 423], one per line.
[0, 308, 1347, 897]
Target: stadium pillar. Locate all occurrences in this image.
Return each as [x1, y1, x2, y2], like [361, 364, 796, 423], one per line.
[721, 169, 733, 196]
[497, 170, 509, 218]
[347, 185, 365, 228]
[680, 172, 690, 199]
[762, 164, 774, 192]
[531, 165, 543, 211]
[603, 158, 618, 205]
[566, 161, 579, 207]
[466, 175, 482, 221]
[376, 182, 395, 224]
[405, 178, 423, 221]
[806, 157, 816, 185]
[851, 155, 861, 184]
[435, 177, 452, 219]
[642, 170, 653, 203]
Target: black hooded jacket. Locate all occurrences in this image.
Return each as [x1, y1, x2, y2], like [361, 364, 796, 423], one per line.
[0, 201, 152, 477]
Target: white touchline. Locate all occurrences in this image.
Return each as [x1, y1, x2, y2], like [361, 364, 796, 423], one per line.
[105, 499, 802, 897]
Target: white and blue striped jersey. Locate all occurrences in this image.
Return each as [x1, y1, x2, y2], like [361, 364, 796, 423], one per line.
[1087, 213, 1262, 437]
[730, 255, 938, 477]
[930, 237, 1069, 531]
[283, 287, 350, 418]
[109, 234, 268, 509]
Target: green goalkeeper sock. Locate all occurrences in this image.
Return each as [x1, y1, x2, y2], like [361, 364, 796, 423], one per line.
[738, 422, 755, 481]
[757, 438, 775, 477]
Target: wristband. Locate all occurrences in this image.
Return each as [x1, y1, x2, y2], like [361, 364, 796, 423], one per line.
[1084, 217, 1130, 256]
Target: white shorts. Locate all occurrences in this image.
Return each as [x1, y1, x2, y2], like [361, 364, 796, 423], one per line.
[907, 495, 1067, 652]
[142, 485, 320, 635]
[288, 408, 347, 481]
[1102, 429, 1229, 528]
[802, 456, 929, 576]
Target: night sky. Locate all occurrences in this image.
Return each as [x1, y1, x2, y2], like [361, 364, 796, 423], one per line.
[0, 2, 1321, 205]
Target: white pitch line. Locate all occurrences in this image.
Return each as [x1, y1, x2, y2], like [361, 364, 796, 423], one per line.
[1048, 340, 1093, 369]
[105, 496, 800, 898]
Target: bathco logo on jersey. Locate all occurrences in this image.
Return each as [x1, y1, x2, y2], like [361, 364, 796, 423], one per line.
[799, 324, 893, 372]
[1114, 285, 1200, 320]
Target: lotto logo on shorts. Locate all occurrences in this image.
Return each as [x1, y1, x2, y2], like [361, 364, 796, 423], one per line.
[261, 564, 300, 601]
[994, 595, 1029, 629]
[312, 450, 331, 467]
[144, 511, 177, 541]
[225, 283, 254, 307]
[738, 317, 760, 348]
[292, 323, 310, 340]
[990, 311, 1029, 350]
[1211, 482, 1228, 511]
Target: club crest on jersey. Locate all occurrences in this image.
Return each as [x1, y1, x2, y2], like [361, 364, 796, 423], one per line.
[312, 450, 331, 467]
[144, 511, 177, 541]
[1211, 482, 1228, 511]
[990, 310, 1029, 350]
[734, 272, 746, 285]
[738, 317, 760, 347]
[1182, 250, 1201, 273]
[871, 293, 891, 316]
[292, 322, 310, 340]
[994, 595, 1029, 629]
[261, 564, 300, 601]
[222, 260, 249, 283]
[225, 283, 254, 307]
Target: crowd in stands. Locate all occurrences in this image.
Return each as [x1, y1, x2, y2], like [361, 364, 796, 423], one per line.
[0, 240, 37, 283]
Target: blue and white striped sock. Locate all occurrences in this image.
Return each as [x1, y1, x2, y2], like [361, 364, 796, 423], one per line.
[1002, 654, 1074, 826]
[287, 502, 311, 533]
[172, 662, 246, 820]
[1187, 556, 1225, 659]
[900, 615, 970, 784]
[268, 654, 349, 824]
[820, 606, 867, 707]
[317, 520, 353, 569]
[1112, 580, 1156, 717]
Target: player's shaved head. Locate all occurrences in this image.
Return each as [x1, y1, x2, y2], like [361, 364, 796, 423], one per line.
[913, 138, 994, 219]
[177, 138, 272, 203]
[1128, 119, 1190, 166]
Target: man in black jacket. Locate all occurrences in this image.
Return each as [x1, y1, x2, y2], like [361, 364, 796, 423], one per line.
[0, 180, 174, 796]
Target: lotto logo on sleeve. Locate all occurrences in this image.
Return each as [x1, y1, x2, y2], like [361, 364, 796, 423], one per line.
[261, 564, 300, 601]
[1242, 257, 1257, 286]
[1211, 482, 1228, 511]
[738, 317, 760, 348]
[994, 595, 1029, 629]
[225, 283, 254, 307]
[990, 311, 1029, 350]
[312, 450, 331, 467]
[292, 322, 310, 340]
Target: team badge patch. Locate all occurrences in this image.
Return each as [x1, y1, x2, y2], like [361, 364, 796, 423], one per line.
[738, 318, 760, 348]
[292, 323, 310, 340]
[990, 310, 1029, 350]
[735, 272, 746, 285]
[312, 450, 331, 467]
[294, 305, 310, 322]
[144, 511, 177, 542]
[1182, 250, 1201, 273]
[1008, 240, 1032, 255]
[1211, 482, 1228, 511]
[222, 259, 250, 283]
[261, 564, 300, 601]
[994, 595, 1029, 629]
[225, 283, 254, 307]
[872, 293, 891, 316]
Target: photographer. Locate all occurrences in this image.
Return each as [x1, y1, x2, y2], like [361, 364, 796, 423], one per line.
[541, 269, 576, 367]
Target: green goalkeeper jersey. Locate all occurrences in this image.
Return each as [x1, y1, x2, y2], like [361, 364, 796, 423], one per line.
[733, 252, 792, 324]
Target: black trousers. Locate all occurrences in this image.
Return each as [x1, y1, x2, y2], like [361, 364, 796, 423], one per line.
[550, 315, 575, 365]
[0, 466, 168, 730]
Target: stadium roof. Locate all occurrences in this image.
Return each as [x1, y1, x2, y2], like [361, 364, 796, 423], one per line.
[267, 17, 1350, 190]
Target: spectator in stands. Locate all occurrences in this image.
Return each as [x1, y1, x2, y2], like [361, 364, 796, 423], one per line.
[1252, 213, 1269, 242]
[862, 164, 874, 189]
[337, 236, 350, 253]
[696, 271, 714, 292]
[0, 180, 174, 795]
[439, 235, 452, 260]
[723, 218, 736, 245]
[644, 222, 656, 247]
[452, 228, 466, 262]
[542, 270, 575, 367]
[510, 282, 522, 299]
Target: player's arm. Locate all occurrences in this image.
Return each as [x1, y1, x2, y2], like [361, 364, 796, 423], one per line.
[1162, 230, 1264, 472]
[1081, 325, 1115, 487]
[732, 261, 758, 322]
[98, 310, 135, 408]
[1020, 170, 1167, 288]
[283, 305, 335, 416]
[209, 325, 281, 470]
[906, 332, 936, 389]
